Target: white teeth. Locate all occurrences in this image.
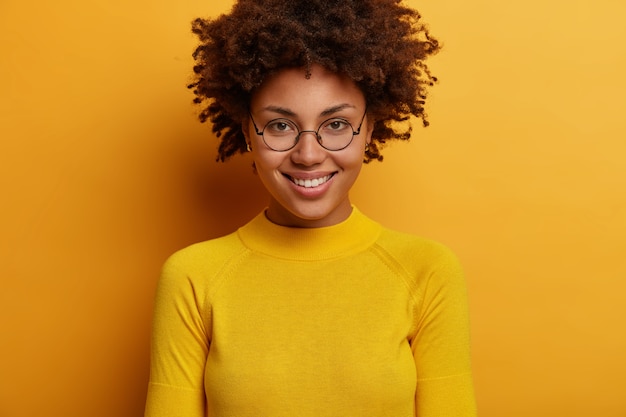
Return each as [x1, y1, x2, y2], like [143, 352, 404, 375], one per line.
[292, 175, 331, 188]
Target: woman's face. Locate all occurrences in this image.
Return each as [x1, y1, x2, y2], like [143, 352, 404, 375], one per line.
[245, 64, 372, 228]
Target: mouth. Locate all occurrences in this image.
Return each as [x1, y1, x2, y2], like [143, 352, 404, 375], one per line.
[284, 173, 335, 188]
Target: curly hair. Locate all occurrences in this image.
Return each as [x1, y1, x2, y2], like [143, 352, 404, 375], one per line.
[189, 0, 440, 162]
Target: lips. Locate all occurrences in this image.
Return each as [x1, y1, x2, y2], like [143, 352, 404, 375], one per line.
[285, 173, 335, 188]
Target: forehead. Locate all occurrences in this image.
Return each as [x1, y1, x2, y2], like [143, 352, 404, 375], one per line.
[250, 64, 366, 114]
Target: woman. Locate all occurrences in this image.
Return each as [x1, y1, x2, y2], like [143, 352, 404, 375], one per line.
[145, 0, 477, 416]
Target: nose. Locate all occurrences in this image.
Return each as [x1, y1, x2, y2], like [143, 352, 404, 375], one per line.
[290, 131, 326, 166]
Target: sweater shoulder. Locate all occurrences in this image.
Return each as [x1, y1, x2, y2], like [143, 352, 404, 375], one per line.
[160, 231, 248, 288]
[375, 227, 460, 268]
[373, 227, 464, 295]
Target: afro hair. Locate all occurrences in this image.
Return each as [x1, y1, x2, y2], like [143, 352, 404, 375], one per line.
[189, 0, 440, 162]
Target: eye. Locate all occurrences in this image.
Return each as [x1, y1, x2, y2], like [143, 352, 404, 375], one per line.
[265, 119, 296, 135]
[322, 119, 351, 135]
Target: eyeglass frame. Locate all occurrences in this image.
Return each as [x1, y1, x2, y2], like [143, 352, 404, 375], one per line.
[248, 108, 368, 152]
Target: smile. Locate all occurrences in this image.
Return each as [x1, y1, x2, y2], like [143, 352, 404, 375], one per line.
[286, 174, 334, 188]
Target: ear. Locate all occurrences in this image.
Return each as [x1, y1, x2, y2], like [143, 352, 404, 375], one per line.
[241, 117, 252, 151]
[364, 118, 374, 145]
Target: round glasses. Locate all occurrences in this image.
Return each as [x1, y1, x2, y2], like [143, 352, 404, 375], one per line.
[249, 109, 367, 152]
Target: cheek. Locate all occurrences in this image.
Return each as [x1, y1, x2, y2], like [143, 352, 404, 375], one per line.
[341, 147, 366, 170]
[252, 151, 283, 177]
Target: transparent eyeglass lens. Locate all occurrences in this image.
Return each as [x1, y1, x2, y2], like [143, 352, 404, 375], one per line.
[262, 118, 355, 151]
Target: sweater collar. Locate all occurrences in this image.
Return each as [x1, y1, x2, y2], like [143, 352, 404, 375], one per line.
[236, 207, 381, 261]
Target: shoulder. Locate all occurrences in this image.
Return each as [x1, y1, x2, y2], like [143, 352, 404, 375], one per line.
[371, 225, 466, 298]
[158, 231, 249, 296]
[372, 227, 469, 326]
[374, 227, 461, 272]
[163, 232, 246, 274]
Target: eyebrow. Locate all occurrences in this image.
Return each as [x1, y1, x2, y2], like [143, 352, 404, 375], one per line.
[260, 103, 356, 118]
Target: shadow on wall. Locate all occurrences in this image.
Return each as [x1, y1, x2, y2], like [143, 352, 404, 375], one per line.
[162, 127, 269, 245]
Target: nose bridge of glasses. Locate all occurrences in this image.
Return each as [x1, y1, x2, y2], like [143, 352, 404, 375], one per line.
[295, 129, 322, 143]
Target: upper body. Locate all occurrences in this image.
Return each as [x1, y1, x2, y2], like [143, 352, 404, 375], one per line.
[146, 0, 476, 415]
[145, 207, 476, 417]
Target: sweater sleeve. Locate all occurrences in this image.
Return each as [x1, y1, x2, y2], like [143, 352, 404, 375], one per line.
[411, 246, 477, 417]
[145, 254, 210, 417]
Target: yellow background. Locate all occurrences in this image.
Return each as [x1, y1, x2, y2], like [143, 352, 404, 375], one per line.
[1, 0, 625, 416]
